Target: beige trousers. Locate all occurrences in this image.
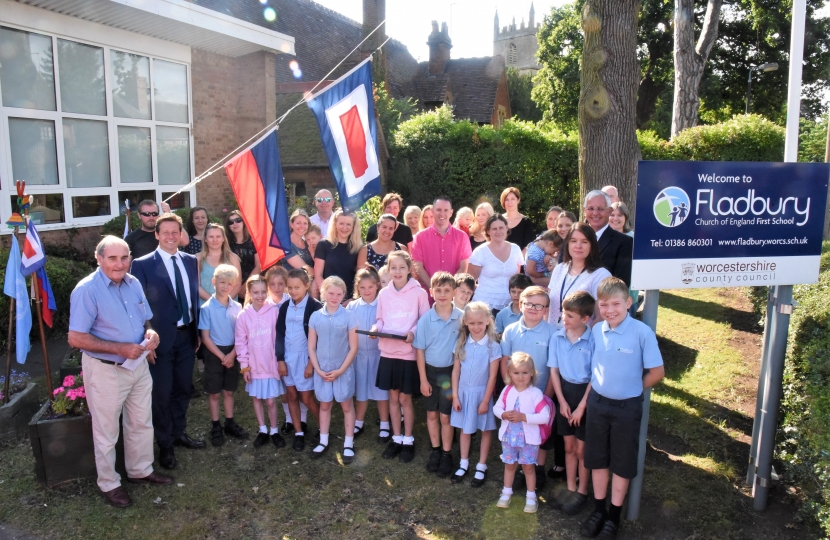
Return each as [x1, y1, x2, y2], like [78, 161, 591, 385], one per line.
[82, 353, 155, 492]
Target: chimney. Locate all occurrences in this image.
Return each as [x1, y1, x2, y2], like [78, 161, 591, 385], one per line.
[362, 0, 386, 53]
[427, 21, 452, 75]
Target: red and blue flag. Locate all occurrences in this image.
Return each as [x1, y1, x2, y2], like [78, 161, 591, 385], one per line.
[307, 57, 381, 212]
[224, 128, 291, 270]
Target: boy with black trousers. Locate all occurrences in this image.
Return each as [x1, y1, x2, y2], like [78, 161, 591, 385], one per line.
[581, 277, 664, 539]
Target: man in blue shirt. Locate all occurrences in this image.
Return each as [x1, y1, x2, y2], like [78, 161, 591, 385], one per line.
[69, 236, 169, 509]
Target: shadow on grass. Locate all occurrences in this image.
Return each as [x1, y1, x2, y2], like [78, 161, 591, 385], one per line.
[660, 291, 760, 334]
[656, 335, 699, 381]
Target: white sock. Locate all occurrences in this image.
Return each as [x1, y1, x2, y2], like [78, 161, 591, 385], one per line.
[259, 425, 267, 434]
[300, 403, 308, 422]
[526, 490, 537, 500]
[475, 462, 487, 480]
[458, 458, 469, 471]
[319, 433, 329, 446]
[380, 421, 390, 431]
[502, 487, 513, 496]
[269, 427, 279, 435]
[282, 403, 291, 424]
[355, 420, 364, 429]
[295, 431, 304, 436]
[392, 434, 403, 444]
[402, 436, 414, 446]
[344, 436, 354, 448]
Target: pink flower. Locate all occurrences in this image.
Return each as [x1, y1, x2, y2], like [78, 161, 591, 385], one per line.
[53, 387, 65, 396]
[78, 388, 86, 398]
[62, 375, 75, 387]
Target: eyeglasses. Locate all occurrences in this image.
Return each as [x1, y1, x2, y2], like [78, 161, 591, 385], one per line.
[228, 218, 243, 224]
[316, 197, 333, 203]
[139, 211, 159, 217]
[522, 301, 549, 311]
[585, 206, 608, 213]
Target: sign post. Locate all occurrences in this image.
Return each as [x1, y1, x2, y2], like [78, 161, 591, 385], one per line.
[628, 159, 829, 520]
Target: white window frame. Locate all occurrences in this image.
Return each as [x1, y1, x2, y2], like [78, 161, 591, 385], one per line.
[0, 22, 196, 232]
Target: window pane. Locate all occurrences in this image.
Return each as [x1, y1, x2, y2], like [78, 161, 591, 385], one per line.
[0, 27, 56, 110]
[118, 190, 156, 215]
[11, 194, 64, 224]
[154, 60, 188, 123]
[8, 118, 58, 185]
[118, 126, 152, 183]
[111, 50, 151, 119]
[72, 195, 111, 218]
[161, 191, 190, 210]
[63, 119, 110, 188]
[157, 126, 190, 185]
[58, 39, 106, 115]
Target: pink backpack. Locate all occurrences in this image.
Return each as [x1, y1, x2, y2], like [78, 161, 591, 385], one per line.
[501, 385, 556, 444]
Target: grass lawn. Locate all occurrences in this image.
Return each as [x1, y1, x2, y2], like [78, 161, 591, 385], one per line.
[0, 287, 815, 539]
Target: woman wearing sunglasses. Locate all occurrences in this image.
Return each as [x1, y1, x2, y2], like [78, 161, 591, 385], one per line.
[225, 210, 261, 284]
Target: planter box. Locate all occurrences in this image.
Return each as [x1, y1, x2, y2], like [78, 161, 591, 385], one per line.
[29, 401, 124, 487]
[59, 349, 82, 382]
[0, 383, 39, 443]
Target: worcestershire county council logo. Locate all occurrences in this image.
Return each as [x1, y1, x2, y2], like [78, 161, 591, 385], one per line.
[653, 187, 691, 227]
[681, 263, 695, 284]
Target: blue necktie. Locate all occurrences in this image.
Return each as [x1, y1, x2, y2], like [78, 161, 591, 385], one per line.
[172, 256, 190, 326]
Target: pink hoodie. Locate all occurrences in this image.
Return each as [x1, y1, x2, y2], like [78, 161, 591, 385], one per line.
[234, 302, 280, 380]
[376, 278, 429, 360]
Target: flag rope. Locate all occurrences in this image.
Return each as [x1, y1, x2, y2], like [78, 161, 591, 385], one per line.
[162, 23, 392, 204]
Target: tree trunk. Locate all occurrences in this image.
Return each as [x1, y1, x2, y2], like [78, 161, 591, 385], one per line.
[671, 0, 722, 138]
[578, 0, 641, 219]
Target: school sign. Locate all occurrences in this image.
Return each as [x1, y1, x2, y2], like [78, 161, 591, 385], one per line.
[631, 161, 830, 290]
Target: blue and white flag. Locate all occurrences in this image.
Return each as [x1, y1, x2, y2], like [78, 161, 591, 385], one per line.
[4, 236, 31, 364]
[306, 57, 381, 212]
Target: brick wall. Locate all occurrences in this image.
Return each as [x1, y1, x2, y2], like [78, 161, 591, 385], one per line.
[191, 49, 277, 214]
[491, 70, 512, 126]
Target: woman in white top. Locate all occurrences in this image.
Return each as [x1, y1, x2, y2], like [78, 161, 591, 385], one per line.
[547, 222, 611, 327]
[467, 214, 525, 312]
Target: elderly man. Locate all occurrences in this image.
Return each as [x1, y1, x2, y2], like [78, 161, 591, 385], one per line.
[584, 189, 633, 285]
[68, 236, 171, 508]
[364, 192, 414, 246]
[601, 185, 621, 204]
[310, 189, 335, 238]
[124, 200, 188, 260]
[411, 196, 471, 290]
[131, 213, 203, 471]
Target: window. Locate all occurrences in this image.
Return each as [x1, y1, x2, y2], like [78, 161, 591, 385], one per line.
[162, 191, 191, 210]
[508, 43, 517, 65]
[0, 25, 195, 230]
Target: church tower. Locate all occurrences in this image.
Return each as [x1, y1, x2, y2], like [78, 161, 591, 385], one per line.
[492, 3, 541, 75]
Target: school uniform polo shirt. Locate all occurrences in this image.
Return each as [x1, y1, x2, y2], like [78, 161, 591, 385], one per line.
[501, 318, 555, 392]
[410, 225, 472, 277]
[495, 304, 521, 335]
[590, 315, 663, 400]
[547, 326, 592, 384]
[412, 305, 463, 368]
[198, 296, 242, 347]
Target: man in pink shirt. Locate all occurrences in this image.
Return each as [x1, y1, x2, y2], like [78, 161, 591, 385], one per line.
[411, 197, 472, 290]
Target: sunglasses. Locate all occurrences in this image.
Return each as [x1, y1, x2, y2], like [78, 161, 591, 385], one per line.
[228, 218, 243, 224]
[139, 211, 159, 217]
[316, 197, 333, 203]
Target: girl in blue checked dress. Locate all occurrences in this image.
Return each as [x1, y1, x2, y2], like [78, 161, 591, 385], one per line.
[346, 268, 391, 442]
[308, 276, 359, 463]
[449, 301, 501, 487]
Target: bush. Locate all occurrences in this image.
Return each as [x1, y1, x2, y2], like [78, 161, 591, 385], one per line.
[390, 107, 580, 225]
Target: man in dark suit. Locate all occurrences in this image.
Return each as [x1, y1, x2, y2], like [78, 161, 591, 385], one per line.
[584, 189, 633, 286]
[131, 213, 204, 470]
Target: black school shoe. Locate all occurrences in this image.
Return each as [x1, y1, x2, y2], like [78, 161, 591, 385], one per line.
[580, 511, 607, 538]
[280, 422, 294, 434]
[436, 453, 454, 478]
[548, 466, 567, 480]
[563, 492, 588, 515]
[399, 444, 415, 463]
[253, 432, 270, 448]
[426, 449, 441, 472]
[271, 432, 286, 448]
[382, 441, 402, 459]
[224, 420, 249, 440]
[597, 520, 618, 539]
[293, 434, 305, 452]
[210, 424, 224, 447]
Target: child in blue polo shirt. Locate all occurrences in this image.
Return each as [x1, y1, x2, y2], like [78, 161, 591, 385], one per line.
[581, 277, 664, 540]
[414, 271, 463, 478]
[198, 264, 247, 447]
[495, 273, 532, 335]
[500, 286, 561, 488]
[548, 290, 595, 515]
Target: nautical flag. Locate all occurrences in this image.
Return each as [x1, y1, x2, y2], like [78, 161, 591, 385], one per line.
[4, 236, 31, 364]
[36, 267, 56, 328]
[306, 57, 382, 212]
[224, 128, 291, 270]
[20, 220, 45, 277]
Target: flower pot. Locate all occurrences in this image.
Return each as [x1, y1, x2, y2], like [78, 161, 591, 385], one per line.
[28, 401, 125, 487]
[59, 348, 82, 382]
[0, 383, 39, 443]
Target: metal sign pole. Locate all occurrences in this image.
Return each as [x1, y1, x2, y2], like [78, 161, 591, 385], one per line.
[746, 286, 776, 486]
[626, 289, 659, 521]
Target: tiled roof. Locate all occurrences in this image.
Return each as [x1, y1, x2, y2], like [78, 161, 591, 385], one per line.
[414, 56, 505, 123]
[413, 74, 450, 103]
[274, 93, 328, 168]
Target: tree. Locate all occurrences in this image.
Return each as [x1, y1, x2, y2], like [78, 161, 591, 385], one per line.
[672, 0, 723, 137]
[578, 0, 641, 214]
[506, 68, 543, 122]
